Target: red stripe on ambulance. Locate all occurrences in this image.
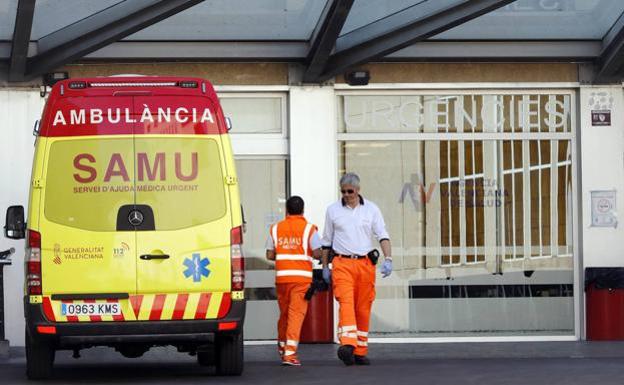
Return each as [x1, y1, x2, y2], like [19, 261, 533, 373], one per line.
[42, 297, 56, 322]
[149, 294, 167, 321]
[217, 293, 232, 318]
[130, 295, 143, 319]
[172, 294, 189, 320]
[194, 293, 212, 319]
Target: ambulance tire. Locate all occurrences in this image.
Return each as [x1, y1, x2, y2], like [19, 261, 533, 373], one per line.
[215, 332, 243, 376]
[25, 332, 55, 380]
[197, 347, 215, 366]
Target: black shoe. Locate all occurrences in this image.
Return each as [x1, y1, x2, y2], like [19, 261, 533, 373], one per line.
[337, 345, 355, 366]
[354, 355, 370, 365]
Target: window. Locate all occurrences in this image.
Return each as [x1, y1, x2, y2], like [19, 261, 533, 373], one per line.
[220, 97, 284, 134]
[338, 91, 575, 337]
[135, 138, 226, 230]
[236, 158, 287, 270]
[45, 137, 227, 231]
[45, 138, 135, 231]
[220, 92, 289, 340]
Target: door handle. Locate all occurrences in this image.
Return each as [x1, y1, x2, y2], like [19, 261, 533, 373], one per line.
[140, 254, 170, 260]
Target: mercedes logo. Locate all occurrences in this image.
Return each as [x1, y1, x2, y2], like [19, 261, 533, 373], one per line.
[128, 210, 144, 226]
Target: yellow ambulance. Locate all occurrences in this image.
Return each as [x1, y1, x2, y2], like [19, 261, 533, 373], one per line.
[4, 76, 245, 379]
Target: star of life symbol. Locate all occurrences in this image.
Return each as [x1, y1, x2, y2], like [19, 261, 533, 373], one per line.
[183, 253, 210, 282]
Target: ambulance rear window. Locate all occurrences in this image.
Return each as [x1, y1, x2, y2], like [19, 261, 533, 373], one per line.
[44, 137, 227, 231]
[135, 137, 227, 230]
[45, 138, 134, 231]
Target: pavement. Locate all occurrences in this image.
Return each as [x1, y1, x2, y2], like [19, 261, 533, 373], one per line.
[1, 341, 624, 384]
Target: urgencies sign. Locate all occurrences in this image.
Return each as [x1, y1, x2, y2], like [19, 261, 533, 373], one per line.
[52, 106, 215, 126]
[343, 94, 572, 132]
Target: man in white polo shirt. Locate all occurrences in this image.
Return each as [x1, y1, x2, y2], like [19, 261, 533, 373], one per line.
[321, 172, 392, 366]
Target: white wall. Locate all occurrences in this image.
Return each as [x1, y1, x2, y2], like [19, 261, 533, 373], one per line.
[289, 86, 338, 231]
[0, 89, 45, 346]
[580, 86, 624, 267]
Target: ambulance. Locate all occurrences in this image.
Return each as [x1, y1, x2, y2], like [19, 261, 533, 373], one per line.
[4, 76, 245, 379]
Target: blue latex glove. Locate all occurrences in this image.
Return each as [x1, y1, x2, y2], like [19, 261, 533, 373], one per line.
[322, 266, 332, 284]
[381, 259, 392, 278]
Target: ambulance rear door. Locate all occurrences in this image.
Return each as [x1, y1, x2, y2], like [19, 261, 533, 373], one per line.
[40, 95, 137, 301]
[132, 95, 233, 319]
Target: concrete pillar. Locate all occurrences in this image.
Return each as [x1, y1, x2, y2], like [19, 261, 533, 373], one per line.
[288, 86, 338, 230]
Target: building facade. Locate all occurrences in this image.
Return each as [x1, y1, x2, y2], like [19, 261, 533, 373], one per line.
[2, 0, 624, 346]
[2, 61, 623, 345]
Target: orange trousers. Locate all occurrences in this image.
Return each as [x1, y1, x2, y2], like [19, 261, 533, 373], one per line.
[276, 282, 310, 358]
[332, 257, 375, 356]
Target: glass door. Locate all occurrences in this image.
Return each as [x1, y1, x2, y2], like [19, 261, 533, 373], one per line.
[337, 92, 576, 338]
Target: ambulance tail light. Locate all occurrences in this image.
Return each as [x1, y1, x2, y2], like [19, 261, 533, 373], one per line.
[218, 321, 238, 331]
[26, 230, 42, 295]
[230, 226, 245, 291]
[36, 326, 56, 335]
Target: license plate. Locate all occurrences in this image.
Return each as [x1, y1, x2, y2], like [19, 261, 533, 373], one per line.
[61, 302, 121, 316]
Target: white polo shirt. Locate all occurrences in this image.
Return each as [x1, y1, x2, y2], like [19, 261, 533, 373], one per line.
[321, 196, 389, 256]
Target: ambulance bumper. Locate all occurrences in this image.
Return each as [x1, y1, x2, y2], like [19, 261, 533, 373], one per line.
[25, 299, 245, 347]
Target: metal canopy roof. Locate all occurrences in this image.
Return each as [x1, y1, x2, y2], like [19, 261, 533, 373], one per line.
[2, 0, 624, 83]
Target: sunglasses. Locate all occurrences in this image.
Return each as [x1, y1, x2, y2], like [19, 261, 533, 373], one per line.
[341, 189, 355, 194]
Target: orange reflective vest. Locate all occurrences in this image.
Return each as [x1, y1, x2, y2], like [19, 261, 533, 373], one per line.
[270, 215, 317, 284]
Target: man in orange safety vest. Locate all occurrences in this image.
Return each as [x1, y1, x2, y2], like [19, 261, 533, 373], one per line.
[266, 196, 322, 366]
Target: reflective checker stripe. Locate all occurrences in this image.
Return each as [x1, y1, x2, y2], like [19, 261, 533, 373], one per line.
[42, 292, 232, 322]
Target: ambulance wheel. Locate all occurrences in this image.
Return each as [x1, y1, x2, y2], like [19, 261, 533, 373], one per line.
[197, 346, 215, 366]
[25, 332, 55, 380]
[215, 332, 243, 376]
